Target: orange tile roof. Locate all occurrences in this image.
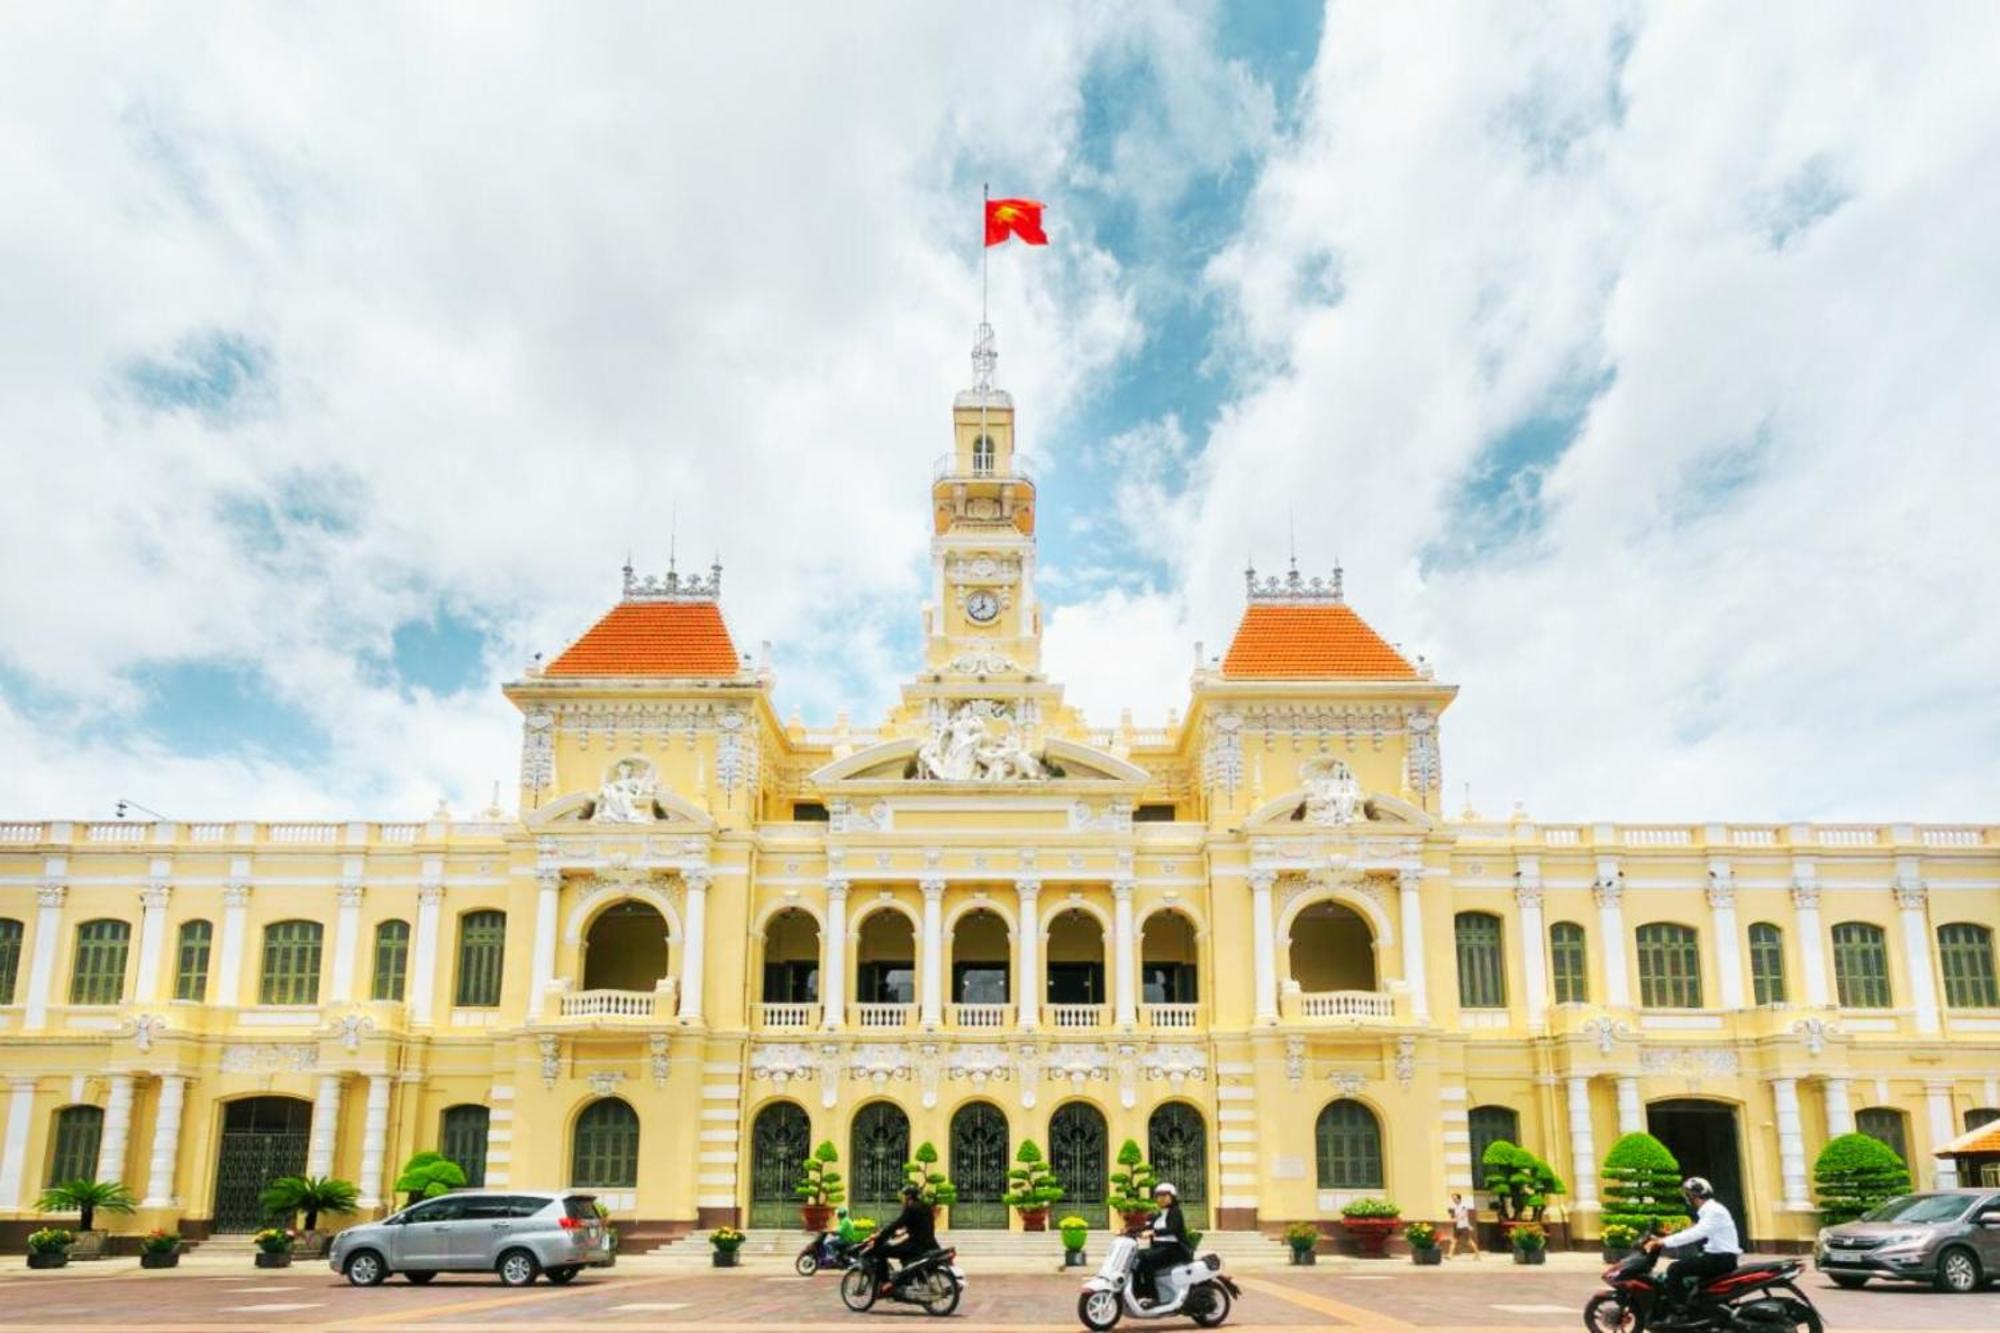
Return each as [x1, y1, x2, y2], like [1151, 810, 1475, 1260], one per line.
[1220, 603, 1418, 680]
[1938, 1121, 2000, 1156]
[545, 600, 741, 678]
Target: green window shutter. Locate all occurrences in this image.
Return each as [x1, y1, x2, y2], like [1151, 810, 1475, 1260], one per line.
[1938, 924, 1998, 1009]
[1314, 1099, 1383, 1189]
[1748, 923, 1786, 1006]
[173, 920, 213, 1001]
[1635, 923, 1702, 1008]
[0, 919, 22, 1005]
[455, 911, 507, 1007]
[372, 920, 410, 1002]
[571, 1098, 639, 1187]
[258, 920, 324, 1006]
[1832, 923, 1891, 1008]
[47, 1106, 103, 1185]
[1549, 922, 1588, 1004]
[1468, 1105, 1521, 1169]
[1454, 913, 1505, 1009]
[440, 1104, 491, 1187]
[68, 919, 131, 1005]
[1856, 1107, 1908, 1166]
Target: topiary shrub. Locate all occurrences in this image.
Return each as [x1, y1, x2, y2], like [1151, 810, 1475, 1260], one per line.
[1002, 1138, 1063, 1217]
[394, 1151, 467, 1207]
[1813, 1132, 1911, 1225]
[1108, 1139, 1158, 1217]
[1480, 1141, 1567, 1220]
[1600, 1133, 1688, 1236]
[904, 1141, 957, 1206]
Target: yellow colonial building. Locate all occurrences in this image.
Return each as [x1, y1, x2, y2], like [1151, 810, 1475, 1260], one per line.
[2, 349, 1997, 1251]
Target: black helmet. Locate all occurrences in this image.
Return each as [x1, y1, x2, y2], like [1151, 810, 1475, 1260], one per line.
[902, 1184, 923, 1202]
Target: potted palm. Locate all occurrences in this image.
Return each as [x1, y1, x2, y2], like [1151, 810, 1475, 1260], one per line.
[1003, 1139, 1063, 1232]
[1340, 1199, 1403, 1257]
[1510, 1222, 1549, 1265]
[253, 1227, 296, 1268]
[1283, 1221, 1320, 1265]
[393, 1151, 467, 1207]
[795, 1140, 844, 1232]
[594, 1201, 619, 1268]
[1405, 1221, 1442, 1265]
[1059, 1215, 1089, 1267]
[139, 1229, 182, 1269]
[904, 1142, 958, 1209]
[260, 1175, 359, 1258]
[25, 1228, 72, 1270]
[35, 1179, 136, 1259]
[1107, 1140, 1158, 1234]
[710, 1225, 746, 1267]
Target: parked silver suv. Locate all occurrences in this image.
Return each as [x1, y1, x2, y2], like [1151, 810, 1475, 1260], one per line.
[329, 1190, 610, 1287]
[1815, 1189, 2000, 1293]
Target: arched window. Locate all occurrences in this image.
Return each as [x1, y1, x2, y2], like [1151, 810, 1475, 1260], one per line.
[68, 919, 131, 1005]
[1315, 1099, 1383, 1188]
[1454, 913, 1505, 1009]
[1856, 1107, 1909, 1167]
[1635, 923, 1703, 1008]
[173, 920, 212, 1001]
[440, 1105, 490, 1187]
[372, 921, 410, 1002]
[455, 910, 506, 1007]
[0, 918, 22, 1005]
[972, 434, 995, 475]
[1966, 1108, 2000, 1132]
[1549, 922, 1587, 1004]
[1938, 923, 1998, 1009]
[571, 1098, 639, 1187]
[46, 1105, 103, 1185]
[259, 920, 324, 1005]
[1469, 1105, 1521, 1170]
[1832, 922, 1891, 1008]
[1748, 923, 1786, 1006]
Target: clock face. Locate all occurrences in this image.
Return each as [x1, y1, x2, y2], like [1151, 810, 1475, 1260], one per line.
[965, 590, 1000, 624]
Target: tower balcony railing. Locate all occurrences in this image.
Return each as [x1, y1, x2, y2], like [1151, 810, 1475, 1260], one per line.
[1045, 1003, 1107, 1030]
[1140, 1002, 1200, 1030]
[947, 1002, 1012, 1029]
[545, 977, 676, 1023]
[853, 1002, 915, 1030]
[1287, 988, 1396, 1022]
[756, 1002, 817, 1030]
[931, 452, 1038, 489]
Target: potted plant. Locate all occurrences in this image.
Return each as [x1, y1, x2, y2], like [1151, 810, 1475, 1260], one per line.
[35, 1179, 136, 1259]
[1599, 1222, 1639, 1264]
[1003, 1139, 1063, 1231]
[139, 1229, 182, 1269]
[1107, 1140, 1158, 1233]
[1339, 1198, 1403, 1258]
[904, 1141, 958, 1209]
[795, 1140, 845, 1232]
[1059, 1215, 1089, 1267]
[1405, 1221, 1442, 1265]
[393, 1151, 467, 1207]
[1283, 1221, 1320, 1265]
[1813, 1132, 1912, 1225]
[1600, 1132, 1689, 1238]
[25, 1228, 72, 1270]
[1481, 1140, 1567, 1223]
[1510, 1222, 1548, 1265]
[260, 1174, 358, 1258]
[594, 1202, 619, 1268]
[253, 1227, 296, 1268]
[711, 1225, 746, 1267]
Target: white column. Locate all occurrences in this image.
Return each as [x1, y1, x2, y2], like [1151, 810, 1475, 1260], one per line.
[1708, 863, 1744, 1010]
[1250, 870, 1278, 1024]
[1398, 867, 1430, 1023]
[1015, 878, 1040, 1030]
[357, 1074, 392, 1208]
[307, 1074, 343, 1178]
[1823, 1076, 1855, 1137]
[920, 878, 945, 1028]
[329, 879, 364, 1004]
[24, 881, 66, 1029]
[1895, 872, 1940, 1035]
[1112, 879, 1138, 1029]
[822, 878, 849, 1029]
[96, 1074, 135, 1184]
[1515, 863, 1547, 1032]
[678, 870, 710, 1023]
[410, 879, 443, 1025]
[215, 878, 251, 1008]
[1616, 1076, 1643, 1135]
[133, 880, 172, 1002]
[1792, 872, 1830, 1008]
[1566, 1075, 1600, 1211]
[141, 1075, 187, 1208]
[1927, 1083, 1959, 1189]
[1594, 868, 1630, 1007]
[528, 868, 560, 1020]
[1, 1079, 37, 1206]
[1772, 1077, 1810, 1209]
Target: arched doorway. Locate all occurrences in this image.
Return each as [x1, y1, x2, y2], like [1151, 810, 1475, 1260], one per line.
[582, 901, 669, 991]
[1141, 911, 1199, 1008]
[1288, 901, 1376, 991]
[850, 1102, 911, 1221]
[749, 1101, 811, 1227]
[856, 911, 917, 1007]
[1050, 1101, 1109, 1228]
[1047, 909, 1107, 1022]
[1648, 1099, 1748, 1233]
[212, 1096, 311, 1231]
[951, 910, 1011, 1015]
[950, 1101, 1009, 1229]
[761, 909, 820, 1006]
[1149, 1102, 1209, 1229]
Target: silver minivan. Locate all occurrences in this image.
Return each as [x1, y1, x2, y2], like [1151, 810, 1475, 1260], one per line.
[328, 1190, 610, 1287]
[1815, 1189, 2000, 1293]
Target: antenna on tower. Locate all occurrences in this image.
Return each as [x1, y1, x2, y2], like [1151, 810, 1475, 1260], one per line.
[668, 503, 679, 574]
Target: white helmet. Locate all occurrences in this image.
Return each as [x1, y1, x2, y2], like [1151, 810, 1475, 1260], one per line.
[1153, 1181, 1177, 1199]
[1681, 1177, 1713, 1200]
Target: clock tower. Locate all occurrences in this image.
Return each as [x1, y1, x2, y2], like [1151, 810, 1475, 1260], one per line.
[925, 322, 1041, 679]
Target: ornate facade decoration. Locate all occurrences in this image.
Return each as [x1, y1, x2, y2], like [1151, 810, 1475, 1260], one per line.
[1791, 1017, 1839, 1057]
[1202, 711, 1244, 796]
[327, 1011, 375, 1053]
[520, 706, 555, 797]
[1328, 1069, 1366, 1098]
[586, 1070, 625, 1097]
[947, 1044, 1012, 1090]
[1405, 708, 1440, 794]
[1014, 1042, 1041, 1108]
[1284, 1036, 1306, 1090]
[849, 1044, 915, 1090]
[1142, 1044, 1208, 1090]
[1706, 867, 1736, 909]
[1393, 1035, 1417, 1090]
[715, 707, 758, 797]
[1045, 1043, 1111, 1092]
[1580, 1016, 1633, 1055]
[1893, 876, 1928, 911]
[648, 1033, 670, 1087]
[915, 700, 1046, 782]
[1637, 1046, 1741, 1080]
[538, 1035, 561, 1088]
[220, 1043, 317, 1074]
[128, 1013, 168, 1052]
[623, 559, 722, 602]
[591, 756, 660, 823]
[1301, 757, 1365, 825]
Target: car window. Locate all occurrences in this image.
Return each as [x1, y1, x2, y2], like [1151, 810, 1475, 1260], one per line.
[563, 1195, 599, 1221]
[508, 1196, 553, 1218]
[1858, 1194, 1970, 1224]
[404, 1197, 468, 1225]
[458, 1197, 513, 1220]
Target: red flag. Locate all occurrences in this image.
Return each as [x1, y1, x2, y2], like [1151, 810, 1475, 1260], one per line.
[985, 198, 1048, 247]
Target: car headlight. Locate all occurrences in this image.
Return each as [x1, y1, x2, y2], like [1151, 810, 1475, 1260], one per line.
[1875, 1231, 1924, 1251]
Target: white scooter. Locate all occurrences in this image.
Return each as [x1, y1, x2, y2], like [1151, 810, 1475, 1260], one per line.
[1077, 1234, 1239, 1330]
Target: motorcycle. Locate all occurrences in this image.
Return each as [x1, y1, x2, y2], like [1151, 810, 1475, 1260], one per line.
[1077, 1234, 1239, 1330]
[795, 1230, 858, 1276]
[838, 1244, 964, 1317]
[1585, 1246, 1823, 1333]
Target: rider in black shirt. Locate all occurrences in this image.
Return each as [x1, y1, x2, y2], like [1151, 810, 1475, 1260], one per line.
[868, 1185, 938, 1292]
[1133, 1181, 1191, 1305]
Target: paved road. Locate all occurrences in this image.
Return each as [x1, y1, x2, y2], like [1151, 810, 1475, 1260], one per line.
[0, 1262, 1992, 1330]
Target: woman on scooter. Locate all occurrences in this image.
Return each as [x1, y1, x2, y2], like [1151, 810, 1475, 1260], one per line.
[866, 1184, 938, 1294]
[1132, 1182, 1190, 1306]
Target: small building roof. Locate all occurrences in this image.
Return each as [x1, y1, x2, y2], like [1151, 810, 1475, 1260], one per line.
[1221, 602, 1417, 681]
[545, 600, 741, 678]
[1937, 1121, 2000, 1157]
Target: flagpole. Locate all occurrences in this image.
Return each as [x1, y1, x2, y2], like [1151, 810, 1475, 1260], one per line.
[979, 184, 990, 453]
[982, 182, 989, 329]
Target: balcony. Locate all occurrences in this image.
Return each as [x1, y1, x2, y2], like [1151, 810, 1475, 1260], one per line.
[544, 978, 676, 1025]
[947, 1003, 1012, 1030]
[853, 1002, 915, 1030]
[757, 1002, 817, 1030]
[931, 451, 1038, 490]
[1046, 1003, 1107, 1030]
[1141, 1003, 1200, 1030]
[1286, 989, 1397, 1023]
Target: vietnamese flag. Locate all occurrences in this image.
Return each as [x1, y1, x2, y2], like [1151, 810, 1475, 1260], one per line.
[985, 197, 1048, 247]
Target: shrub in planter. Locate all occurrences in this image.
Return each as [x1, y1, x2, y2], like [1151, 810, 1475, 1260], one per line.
[25, 1228, 72, 1269]
[1283, 1220, 1320, 1264]
[1600, 1133, 1688, 1237]
[139, 1229, 182, 1269]
[1510, 1223, 1548, 1265]
[1003, 1139, 1063, 1231]
[904, 1141, 958, 1208]
[1599, 1222, 1639, 1263]
[36, 1178, 136, 1256]
[261, 1174, 358, 1256]
[1480, 1141, 1567, 1222]
[711, 1225, 746, 1267]
[1813, 1132, 1911, 1226]
[253, 1227, 296, 1268]
[1405, 1221, 1443, 1265]
[1059, 1215, 1089, 1266]
[1340, 1198, 1403, 1258]
[1108, 1140, 1158, 1232]
[795, 1140, 845, 1231]
[393, 1151, 467, 1207]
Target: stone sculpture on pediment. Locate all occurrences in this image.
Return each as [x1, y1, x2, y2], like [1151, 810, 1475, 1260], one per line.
[915, 701, 1047, 782]
[591, 756, 659, 823]
[1301, 757, 1365, 826]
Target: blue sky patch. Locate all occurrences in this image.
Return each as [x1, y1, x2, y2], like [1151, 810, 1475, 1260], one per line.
[386, 609, 492, 698]
[128, 660, 329, 768]
[123, 329, 272, 419]
[1765, 156, 1851, 249]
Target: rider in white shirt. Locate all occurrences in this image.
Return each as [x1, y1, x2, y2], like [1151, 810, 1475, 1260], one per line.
[1643, 1177, 1741, 1314]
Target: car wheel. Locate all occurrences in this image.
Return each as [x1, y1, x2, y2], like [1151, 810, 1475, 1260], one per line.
[404, 1271, 437, 1285]
[545, 1265, 580, 1285]
[1935, 1246, 1981, 1294]
[344, 1250, 387, 1287]
[1827, 1274, 1868, 1290]
[497, 1248, 541, 1288]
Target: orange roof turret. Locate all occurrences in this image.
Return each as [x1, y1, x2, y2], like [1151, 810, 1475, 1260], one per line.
[1220, 561, 1417, 681]
[545, 562, 742, 678]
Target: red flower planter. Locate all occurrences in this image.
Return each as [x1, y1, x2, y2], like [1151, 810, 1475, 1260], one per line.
[1341, 1216, 1402, 1258]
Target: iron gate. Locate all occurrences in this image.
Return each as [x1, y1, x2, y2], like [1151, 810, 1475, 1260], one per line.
[212, 1097, 311, 1231]
[749, 1101, 812, 1227]
[949, 1102, 1009, 1229]
[1149, 1102, 1209, 1230]
[1050, 1102, 1108, 1228]
[850, 1101, 911, 1222]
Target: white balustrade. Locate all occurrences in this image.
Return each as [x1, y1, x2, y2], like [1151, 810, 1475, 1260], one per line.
[854, 1003, 914, 1029]
[560, 989, 658, 1019]
[1298, 990, 1394, 1019]
[1542, 827, 1582, 845]
[1141, 1003, 1199, 1030]
[948, 1003, 1011, 1029]
[1922, 827, 1982, 847]
[87, 823, 147, 842]
[1817, 826, 1879, 847]
[0, 823, 43, 842]
[757, 1003, 816, 1029]
[269, 823, 340, 843]
[1621, 827, 1693, 847]
[1046, 1003, 1106, 1030]
[380, 824, 421, 843]
[1731, 827, 1778, 846]
[188, 823, 229, 842]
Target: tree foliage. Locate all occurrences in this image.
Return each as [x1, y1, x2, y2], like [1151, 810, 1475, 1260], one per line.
[1108, 1138, 1158, 1214]
[1479, 1140, 1567, 1220]
[904, 1140, 957, 1206]
[1599, 1133, 1688, 1235]
[394, 1151, 467, 1206]
[35, 1179, 137, 1233]
[260, 1175, 359, 1231]
[795, 1139, 845, 1206]
[1813, 1132, 1911, 1225]
[1002, 1137, 1063, 1211]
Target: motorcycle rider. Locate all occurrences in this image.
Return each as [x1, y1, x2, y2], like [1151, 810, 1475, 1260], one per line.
[1642, 1177, 1740, 1319]
[1131, 1181, 1191, 1307]
[865, 1184, 938, 1294]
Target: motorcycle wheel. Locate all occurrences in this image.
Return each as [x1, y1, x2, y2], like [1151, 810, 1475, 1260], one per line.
[796, 1248, 819, 1277]
[1078, 1288, 1123, 1331]
[839, 1266, 877, 1312]
[1190, 1282, 1233, 1328]
[1774, 1300, 1824, 1333]
[920, 1271, 962, 1317]
[1584, 1292, 1644, 1333]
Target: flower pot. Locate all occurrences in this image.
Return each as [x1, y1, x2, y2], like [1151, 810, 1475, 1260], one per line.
[69, 1231, 106, 1260]
[26, 1252, 69, 1270]
[1120, 1210, 1153, 1236]
[255, 1251, 293, 1268]
[294, 1232, 329, 1259]
[1341, 1217, 1401, 1258]
[1412, 1248, 1442, 1266]
[712, 1249, 741, 1267]
[1512, 1248, 1546, 1265]
[140, 1251, 180, 1269]
[1600, 1247, 1633, 1264]
[800, 1204, 832, 1232]
[1063, 1249, 1087, 1268]
[1019, 1209, 1048, 1232]
[1289, 1248, 1316, 1265]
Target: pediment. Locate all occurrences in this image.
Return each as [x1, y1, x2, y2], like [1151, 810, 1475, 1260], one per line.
[1243, 788, 1434, 831]
[525, 787, 716, 831]
[810, 735, 1149, 787]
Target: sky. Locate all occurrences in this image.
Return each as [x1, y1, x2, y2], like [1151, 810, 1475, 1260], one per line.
[1, 1, 1997, 824]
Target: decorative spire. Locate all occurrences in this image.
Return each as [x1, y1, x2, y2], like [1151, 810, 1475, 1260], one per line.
[1245, 556, 1345, 604]
[622, 555, 723, 603]
[971, 320, 997, 393]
